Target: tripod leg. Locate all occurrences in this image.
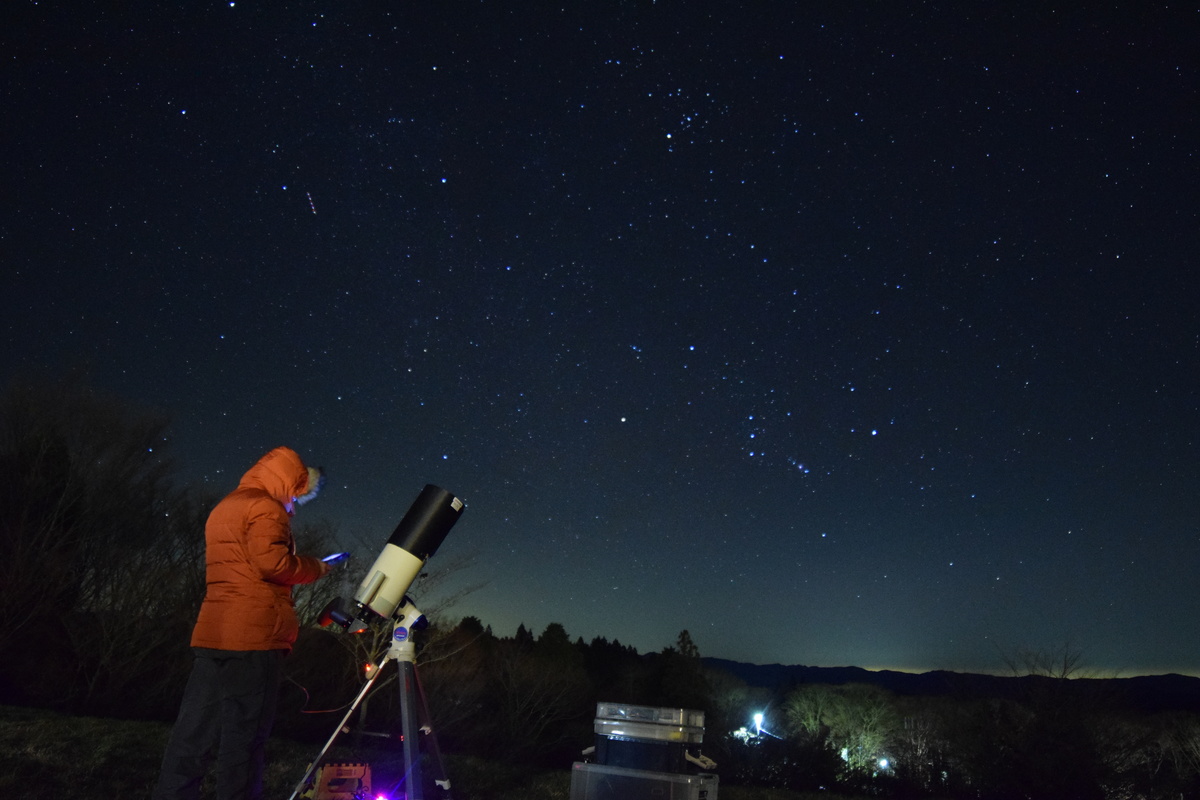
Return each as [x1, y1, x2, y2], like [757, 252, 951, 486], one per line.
[286, 654, 393, 800]
[386, 663, 452, 800]
[413, 665, 454, 798]
[394, 661, 424, 800]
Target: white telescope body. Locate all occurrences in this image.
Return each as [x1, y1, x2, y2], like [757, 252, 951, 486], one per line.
[349, 484, 464, 624]
[355, 544, 425, 620]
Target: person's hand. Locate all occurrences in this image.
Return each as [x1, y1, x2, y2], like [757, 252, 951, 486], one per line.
[317, 559, 332, 578]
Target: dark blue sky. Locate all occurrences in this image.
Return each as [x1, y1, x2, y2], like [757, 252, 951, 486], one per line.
[4, 1, 1197, 675]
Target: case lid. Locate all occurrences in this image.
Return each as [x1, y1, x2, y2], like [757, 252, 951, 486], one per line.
[595, 702, 705, 728]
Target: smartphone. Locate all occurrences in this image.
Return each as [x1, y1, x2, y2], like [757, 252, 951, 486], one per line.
[322, 551, 350, 564]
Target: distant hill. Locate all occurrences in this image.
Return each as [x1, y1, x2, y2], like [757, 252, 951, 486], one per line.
[701, 658, 1200, 714]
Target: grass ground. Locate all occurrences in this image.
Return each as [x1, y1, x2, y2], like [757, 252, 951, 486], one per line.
[0, 705, 870, 800]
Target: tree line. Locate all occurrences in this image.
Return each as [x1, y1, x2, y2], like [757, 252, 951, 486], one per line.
[3, 374, 1200, 799]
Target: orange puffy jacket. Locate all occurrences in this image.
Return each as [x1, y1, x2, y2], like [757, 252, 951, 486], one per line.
[190, 447, 326, 652]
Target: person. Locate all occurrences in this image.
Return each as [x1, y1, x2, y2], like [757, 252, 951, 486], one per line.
[152, 446, 333, 800]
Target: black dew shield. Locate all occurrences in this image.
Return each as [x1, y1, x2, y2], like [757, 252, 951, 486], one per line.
[387, 484, 464, 560]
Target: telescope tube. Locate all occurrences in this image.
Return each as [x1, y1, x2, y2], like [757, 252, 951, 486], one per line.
[353, 485, 464, 620]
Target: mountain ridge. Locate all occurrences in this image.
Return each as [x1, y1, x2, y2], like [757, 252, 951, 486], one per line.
[701, 657, 1200, 714]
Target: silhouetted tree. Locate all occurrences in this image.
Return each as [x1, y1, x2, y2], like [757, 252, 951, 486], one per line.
[938, 644, 1108, 800]
[582, 636, 652, 705]
[889, 695, 959, 797]
[513, 623, 534, 651]
[493, 623, 592, 762]
[0, 374, 204, 715]
[655, 630, 709, 709]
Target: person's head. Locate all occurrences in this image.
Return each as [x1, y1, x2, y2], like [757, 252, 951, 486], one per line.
[244, 447, 326, 514]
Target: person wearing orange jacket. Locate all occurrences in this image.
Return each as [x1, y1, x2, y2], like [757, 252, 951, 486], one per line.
[152, 447, 333, 800]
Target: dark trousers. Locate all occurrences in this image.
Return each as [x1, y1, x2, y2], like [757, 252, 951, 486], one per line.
[152, 648, 285, 800]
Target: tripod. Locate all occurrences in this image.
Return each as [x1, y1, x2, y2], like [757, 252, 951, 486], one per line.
[287, 601, 451, 800]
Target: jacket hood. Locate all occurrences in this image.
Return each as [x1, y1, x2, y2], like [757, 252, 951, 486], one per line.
[238, 447, 310, 505]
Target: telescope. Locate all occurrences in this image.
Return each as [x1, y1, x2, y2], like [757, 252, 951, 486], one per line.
[320, 483, 464, 632]
[296, 483, 465, 800]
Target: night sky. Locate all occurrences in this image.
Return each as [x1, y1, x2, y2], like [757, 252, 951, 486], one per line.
[4, 2, 1197, 676]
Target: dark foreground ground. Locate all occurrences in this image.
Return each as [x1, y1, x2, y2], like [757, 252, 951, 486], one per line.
[0, 706, 878, 800]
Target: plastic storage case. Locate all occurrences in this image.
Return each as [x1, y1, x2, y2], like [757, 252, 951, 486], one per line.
[591, 703, 707, 774]
[314, 763, 371, 800]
